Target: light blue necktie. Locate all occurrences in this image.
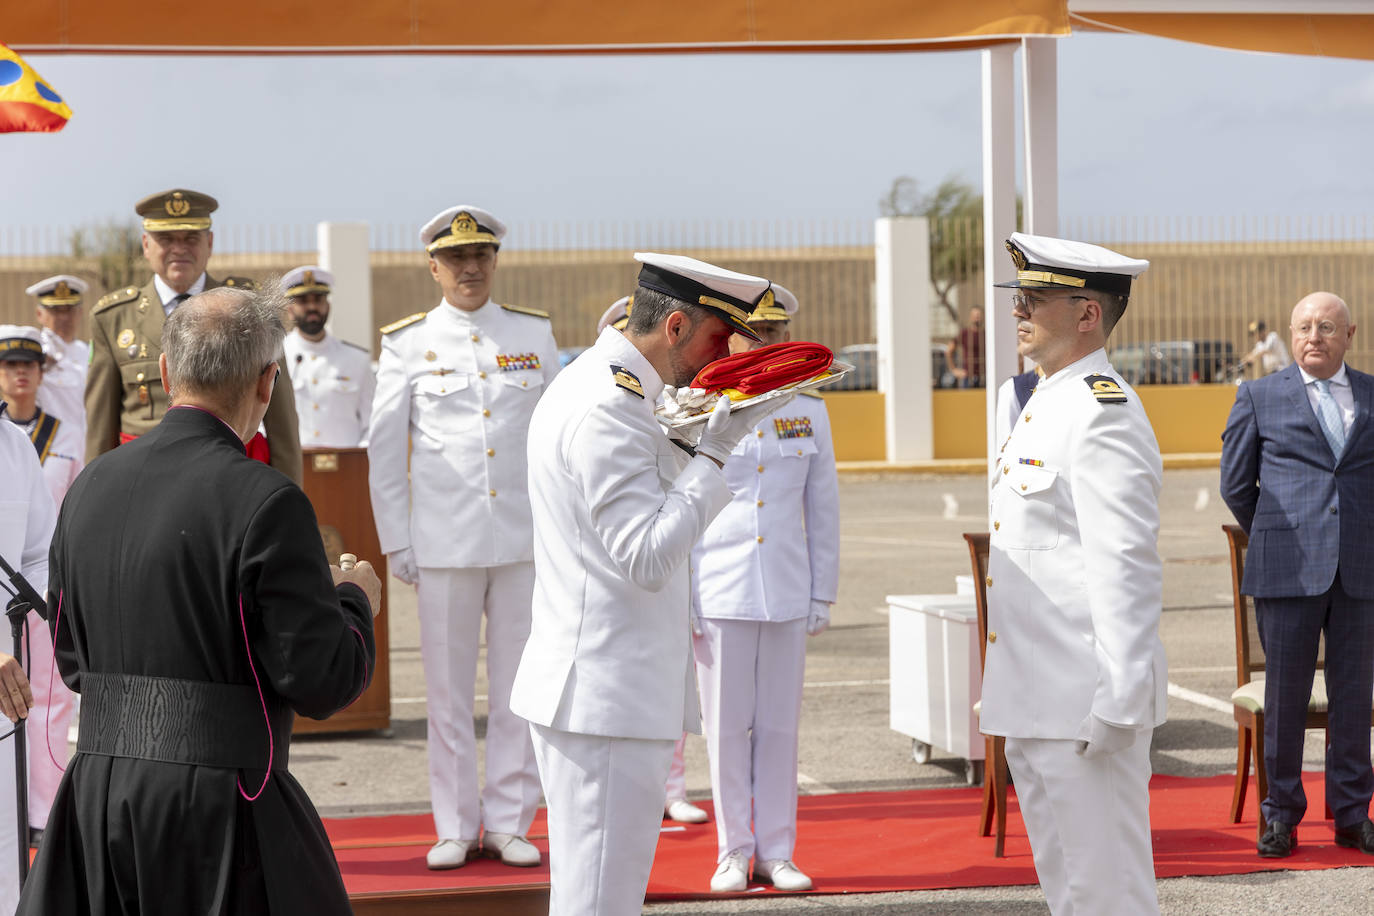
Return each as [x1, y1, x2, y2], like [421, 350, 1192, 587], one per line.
[1313, 378, 1346, 459]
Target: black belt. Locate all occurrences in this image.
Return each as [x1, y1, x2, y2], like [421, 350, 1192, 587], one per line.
[77, 672, 292, 771]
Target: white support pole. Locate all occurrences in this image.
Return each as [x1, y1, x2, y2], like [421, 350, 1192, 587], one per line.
[982, 46, 1018, 480]
[317, 221, 374, 355]
[1021, 37, 1060, 237]
[874, 216, 933, 462]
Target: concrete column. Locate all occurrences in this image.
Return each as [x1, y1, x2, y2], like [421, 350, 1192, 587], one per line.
[982, 46, 1018, 479]
[874, 216, 932, 462]
[1021, 37, 1059, 237]
[317, 222, 374, 354]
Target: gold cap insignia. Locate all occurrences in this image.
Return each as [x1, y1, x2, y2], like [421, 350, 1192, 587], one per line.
[303, 270, 315, 286]
[117, 329, 135, 348]
[136, 187, 217, 232]
[756, 288, 774, 311]
[1006, 240, 1027, 270]
[54, 281, 71, 298]
[165, 192, 191, 217]
[452, 211, 478, 236]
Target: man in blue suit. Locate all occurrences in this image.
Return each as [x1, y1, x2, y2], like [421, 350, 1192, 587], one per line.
[1221, 290, 1374, 858]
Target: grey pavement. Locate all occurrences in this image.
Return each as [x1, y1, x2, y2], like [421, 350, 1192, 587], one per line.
[283, 468, 1374, 913]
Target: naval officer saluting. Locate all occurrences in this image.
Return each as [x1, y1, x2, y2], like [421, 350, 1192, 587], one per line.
[510, 253, 793, 915]
[281, 266, 376, 447]
[980, 233, 1166, 916]
[26, 275, 90, 447]
[84, 188, 302, 483]
[368, 205, 559, 870]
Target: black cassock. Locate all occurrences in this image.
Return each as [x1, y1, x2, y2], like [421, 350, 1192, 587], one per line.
[18, 406, 375, 915]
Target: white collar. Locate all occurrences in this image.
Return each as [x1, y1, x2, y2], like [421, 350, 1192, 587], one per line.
[153, 272, 207, 306]
[1298, 363, 1349, 388]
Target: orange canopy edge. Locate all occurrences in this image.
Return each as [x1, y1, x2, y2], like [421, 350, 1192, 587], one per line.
[7, 0, 1069, 54]
[1071, 12, 1374, 63]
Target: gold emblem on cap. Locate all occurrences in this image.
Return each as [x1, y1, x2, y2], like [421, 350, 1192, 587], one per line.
[117, 329, 135, 348]
[54, 281, 72, 298]
[165, 192, 191, 217]
[756, 288, 774, 311]
[1007, 240, 1027, 270]
[303, 269, 316, 286]
[424, 350, 437, 362]
[452, 211, 478, 236]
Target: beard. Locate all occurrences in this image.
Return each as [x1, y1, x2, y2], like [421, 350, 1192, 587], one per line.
[296, 313, 327, 336]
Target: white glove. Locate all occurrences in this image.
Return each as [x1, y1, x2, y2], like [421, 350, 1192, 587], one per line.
[1074, 714, 1138, 759]
[695, 393, 796, 464]
[388, 547, 418, 586]
[806, 599, 831, 636]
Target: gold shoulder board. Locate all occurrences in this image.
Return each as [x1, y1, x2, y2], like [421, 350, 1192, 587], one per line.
[93, 286, 140, 313]
[610, 364, 644, 399]
[380, 312, 427, 335]
[1084, 374, 1127, 404]
[500, 304, 551, 320]
[221, 276, 257, 290]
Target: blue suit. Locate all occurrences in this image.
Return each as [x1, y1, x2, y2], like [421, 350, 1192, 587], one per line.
[1220, 362, 1374, 830]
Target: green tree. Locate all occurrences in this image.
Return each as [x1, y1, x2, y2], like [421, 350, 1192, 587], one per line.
[64, 221, 144, 294]
[879, 175, 1020, 326]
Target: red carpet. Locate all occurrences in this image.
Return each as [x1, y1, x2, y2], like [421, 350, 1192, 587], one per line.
[327, 771, 1372, 901]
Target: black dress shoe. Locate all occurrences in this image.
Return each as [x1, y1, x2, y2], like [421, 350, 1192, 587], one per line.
[1334, 819, 1374, 854]
[1258, 820, 1297, 858]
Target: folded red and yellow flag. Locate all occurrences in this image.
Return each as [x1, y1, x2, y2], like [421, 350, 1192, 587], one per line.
[692, 342, 834, 397]
[0, 45, 71, 133]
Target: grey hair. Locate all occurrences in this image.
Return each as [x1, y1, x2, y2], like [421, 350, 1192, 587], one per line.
[163, 285, 286, 401]
[624, 286, 712, 336]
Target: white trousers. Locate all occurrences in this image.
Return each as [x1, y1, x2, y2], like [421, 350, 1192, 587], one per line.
[417, 563, 541, 840]
[531, 724, 674, 916]
[1004, 732, 1159, 916]
[26, 608, 74, 829]
[664, 733, 688, 802]
[694, 616, 807, 862]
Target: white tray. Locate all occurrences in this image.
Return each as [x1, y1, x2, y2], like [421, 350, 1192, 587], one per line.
[654, 361, 854, 430]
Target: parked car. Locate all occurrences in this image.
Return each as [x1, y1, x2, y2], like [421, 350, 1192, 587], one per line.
[826, 344, 958, 391]
[1111, 339, 1236, 385]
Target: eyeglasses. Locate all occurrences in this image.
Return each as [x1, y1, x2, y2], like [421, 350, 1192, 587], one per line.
[1010, 292, 1090, 314]
[1291, 321, 1345, 339]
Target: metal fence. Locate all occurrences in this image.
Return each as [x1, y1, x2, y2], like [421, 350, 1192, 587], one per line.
[5, 215, 1374, 374]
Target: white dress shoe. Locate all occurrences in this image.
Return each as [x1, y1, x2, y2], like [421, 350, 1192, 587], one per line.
[709, 850, 750, 893]
[481, 831, 541, 867]
[665, 799, 709, 824]
[426, 838, 477, 870]
[752, 858, 812, 891]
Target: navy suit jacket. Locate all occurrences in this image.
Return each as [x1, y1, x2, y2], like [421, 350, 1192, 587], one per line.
[1220, 362, 1374, 599]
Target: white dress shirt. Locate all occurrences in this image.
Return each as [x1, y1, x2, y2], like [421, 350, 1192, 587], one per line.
[153, 272, 207, 314]
[283, 330, 376, 448]
[981, 348, 1167, 739]
[510, 327, 732, 740]
[692, 394, 840, 620]
[368, 298, 559, 569]
[1298, 362, 1355, 435]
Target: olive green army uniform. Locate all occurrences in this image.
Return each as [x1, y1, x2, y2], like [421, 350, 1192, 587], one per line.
[85, 276, 303, 484]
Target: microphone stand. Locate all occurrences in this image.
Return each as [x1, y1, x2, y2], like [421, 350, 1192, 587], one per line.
[0, 553, 45, 886]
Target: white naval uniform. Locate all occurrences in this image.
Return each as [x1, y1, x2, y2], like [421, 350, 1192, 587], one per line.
[0, 421, 56, 913]
[511, 327, 732, 916]
[368, 297, 558, 843]
[980, 348, 1166, 916]
[690, 394, 840, 864]
[283, 329, 376, 448]
[3, 409, 82, 831]
[36, 330, 88, 449]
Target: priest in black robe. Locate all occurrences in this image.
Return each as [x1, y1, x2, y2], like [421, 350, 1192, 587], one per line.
[18, 287, 382, 915]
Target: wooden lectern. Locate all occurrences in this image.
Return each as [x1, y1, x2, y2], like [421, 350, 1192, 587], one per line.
[297, 447, 391, 734]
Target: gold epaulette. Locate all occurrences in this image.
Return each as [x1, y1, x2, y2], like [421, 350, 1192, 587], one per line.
[381, 312, 427, 335]
[221, 276, 256, 290]
[500, 303, 551, 320]
[93, 286, 140, 314]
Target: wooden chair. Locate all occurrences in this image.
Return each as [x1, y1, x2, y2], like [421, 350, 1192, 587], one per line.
[1223, 524, 1334, 838]
[963, 532, 1010, 858]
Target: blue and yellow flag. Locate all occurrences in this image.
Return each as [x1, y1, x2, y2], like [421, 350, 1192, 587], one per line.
[0, 44, 71, 133]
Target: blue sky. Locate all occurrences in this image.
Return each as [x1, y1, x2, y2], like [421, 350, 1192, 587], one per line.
[4, 32, 1372, 247]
